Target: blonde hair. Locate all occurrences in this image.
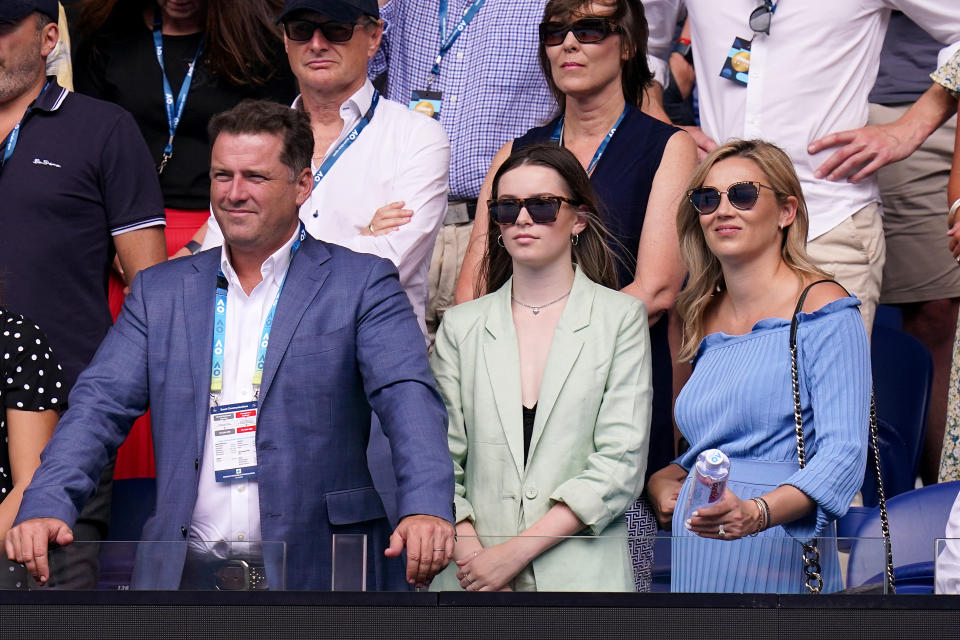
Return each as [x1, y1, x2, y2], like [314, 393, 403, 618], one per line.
[676, 139, 829, 361]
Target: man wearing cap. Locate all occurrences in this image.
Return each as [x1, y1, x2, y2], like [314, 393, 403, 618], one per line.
[0, 0, 167, 586]
[200, 0, 450, 340]
[6, 99, 455, 591]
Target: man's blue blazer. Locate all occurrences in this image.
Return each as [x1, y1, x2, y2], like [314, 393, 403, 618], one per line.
[17, 236, 454, 590]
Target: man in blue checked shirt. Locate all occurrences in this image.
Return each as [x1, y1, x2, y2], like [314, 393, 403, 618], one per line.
[370, 0, 555, 342]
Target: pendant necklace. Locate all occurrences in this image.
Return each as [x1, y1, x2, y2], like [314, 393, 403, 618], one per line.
[511, 290, 571, 316]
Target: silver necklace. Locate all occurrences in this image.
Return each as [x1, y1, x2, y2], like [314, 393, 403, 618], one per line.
[511, 290, 571, 315]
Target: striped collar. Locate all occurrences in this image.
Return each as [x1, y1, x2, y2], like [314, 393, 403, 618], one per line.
[31, 76, 69, 113]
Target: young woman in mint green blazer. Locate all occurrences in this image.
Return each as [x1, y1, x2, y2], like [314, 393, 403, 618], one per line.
[430, 145, 653, 592]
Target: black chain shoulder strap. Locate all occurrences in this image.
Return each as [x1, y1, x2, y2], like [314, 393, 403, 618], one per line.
[789, 280, 895, 594]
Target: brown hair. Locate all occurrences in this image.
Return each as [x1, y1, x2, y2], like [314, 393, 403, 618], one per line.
[74, 0, 285, 86]
[675, 139, 830, 361]
[538, 0, 653, 111]
[478, 144, 620, 296]
[208, 99, 314, 179]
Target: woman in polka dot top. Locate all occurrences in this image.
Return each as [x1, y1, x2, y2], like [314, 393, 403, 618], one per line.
[0, 307, 64, 551]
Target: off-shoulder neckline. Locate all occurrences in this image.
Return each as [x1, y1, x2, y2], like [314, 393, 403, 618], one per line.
[694, 296, 861, 358]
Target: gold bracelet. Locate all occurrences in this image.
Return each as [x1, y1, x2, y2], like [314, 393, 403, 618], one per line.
[750, 497, 770, 536]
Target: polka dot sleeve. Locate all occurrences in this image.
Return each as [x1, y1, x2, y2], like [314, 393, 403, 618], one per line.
[2, 309, 65, 413]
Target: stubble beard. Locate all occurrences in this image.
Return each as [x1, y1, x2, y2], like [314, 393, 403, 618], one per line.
[0, 38, 45, 106]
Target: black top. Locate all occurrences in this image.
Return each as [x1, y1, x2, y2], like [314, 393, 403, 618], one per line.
[73, 8, 297, 209]
[0, 308, 65, 497]
[0, 80, 165, 390]
[522, 404, 537, 466]
[514, 106, 680, 478]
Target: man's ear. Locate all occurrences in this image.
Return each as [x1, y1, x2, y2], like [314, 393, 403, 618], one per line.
[294, 166, 313, 207]
[39, 22, 59, 60]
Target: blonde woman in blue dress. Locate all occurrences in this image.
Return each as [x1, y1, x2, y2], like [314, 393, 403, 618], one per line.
[430, 144, 652, 591]
[647, 140, 870, 593]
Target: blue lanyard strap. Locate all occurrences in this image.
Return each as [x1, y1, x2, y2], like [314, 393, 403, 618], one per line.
[432, 0, 487, 76]
[2, 81, 50, 169]
[211, 223, 306, 394]
[312, 90, 380, 192]
[550, 105, 629, 175]
[153, 10, 204, 174]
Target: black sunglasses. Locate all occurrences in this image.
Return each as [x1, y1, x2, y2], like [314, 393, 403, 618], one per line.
[687, 181, 778, 215]
[539, 18, 621, 47]
[487, 196, 579, 224]
[283, 18, 367, 43]
[749, 1, 775, 35]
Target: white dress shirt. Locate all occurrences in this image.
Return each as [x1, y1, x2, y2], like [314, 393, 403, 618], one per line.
[202, 79, 451, 336]
[189, 227, 299, 557]
[652, 0, 960, 239]
[936, 489, 960, 594]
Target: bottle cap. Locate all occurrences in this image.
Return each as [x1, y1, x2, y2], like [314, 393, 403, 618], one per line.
[701, 449, 727, 469]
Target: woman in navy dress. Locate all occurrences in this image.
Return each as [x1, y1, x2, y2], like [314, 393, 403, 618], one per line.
[453, 0, 697, 591]
[647, 140, 869, 593]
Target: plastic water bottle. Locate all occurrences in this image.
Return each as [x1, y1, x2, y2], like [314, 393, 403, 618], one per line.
[684, 449, 730, 521]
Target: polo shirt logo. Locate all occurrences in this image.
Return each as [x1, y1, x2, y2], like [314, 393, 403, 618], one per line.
[32, 158, 62, 169]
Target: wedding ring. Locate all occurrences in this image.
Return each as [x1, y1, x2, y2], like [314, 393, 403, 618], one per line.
[369, 223, 375, 234]
[433, 548, 444, 552]
[718, 524, 726, 537]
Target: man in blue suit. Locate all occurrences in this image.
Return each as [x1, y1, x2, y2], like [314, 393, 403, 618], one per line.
[5, 99, 455, 590]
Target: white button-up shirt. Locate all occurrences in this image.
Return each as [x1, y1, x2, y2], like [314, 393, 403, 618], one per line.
[650, 0, 960, 239]
[188, 227, 298, 557]
[203, 79, 450, 337]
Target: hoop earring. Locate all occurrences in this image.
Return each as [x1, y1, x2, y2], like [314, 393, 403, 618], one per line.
[571, 234, 579, 246]
[497, 235, 505, 247]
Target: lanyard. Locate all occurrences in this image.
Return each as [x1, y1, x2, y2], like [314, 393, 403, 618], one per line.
[210, 223, 306, 396]
[1, 81, 50, 170]
[311, 90, 380, 192]
[551, 105, 628, 175]
[153, 10, 205, 174]
[431, 0, 486, 78]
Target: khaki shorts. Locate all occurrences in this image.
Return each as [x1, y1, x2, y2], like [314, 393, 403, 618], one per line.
[869, 103, 960, 304]
[426, 221, 474, 345]
[806, 203, 886, 336]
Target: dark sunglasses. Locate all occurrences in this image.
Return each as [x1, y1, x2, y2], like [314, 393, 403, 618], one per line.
[687, 181, 778, 215]
[283, 18, 366, 43]
[487, 196, 579, 224]
[539, 18, 621, 47]
[749, 1, 775, 35]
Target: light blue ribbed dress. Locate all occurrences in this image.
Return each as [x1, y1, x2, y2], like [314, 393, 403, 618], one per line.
[671, 297, 870, 593]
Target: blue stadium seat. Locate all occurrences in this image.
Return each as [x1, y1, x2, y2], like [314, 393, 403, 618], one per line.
[864, 324, 932, 506]
[847, 481, 960, 593]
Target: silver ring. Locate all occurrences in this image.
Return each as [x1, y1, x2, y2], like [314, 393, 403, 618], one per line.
[718, 524, 726, 537]
[433, 548, 444, 552]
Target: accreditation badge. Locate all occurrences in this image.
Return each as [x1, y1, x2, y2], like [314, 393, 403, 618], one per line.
[719, 37, 752, 87]
[210, 401, 259, 482]
[409, 89, 443, 120]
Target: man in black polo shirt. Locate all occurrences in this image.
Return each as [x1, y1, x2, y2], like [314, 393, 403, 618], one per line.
[0, 0, 167, 586]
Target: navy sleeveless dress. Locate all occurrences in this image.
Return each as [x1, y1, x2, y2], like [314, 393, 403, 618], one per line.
[514, 106, 680, 590]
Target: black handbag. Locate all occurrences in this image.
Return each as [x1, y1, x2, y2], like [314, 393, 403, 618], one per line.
[789, 280, 895, 594]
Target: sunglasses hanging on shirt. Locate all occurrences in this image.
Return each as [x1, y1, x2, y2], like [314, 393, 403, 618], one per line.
[719, 1, 778, 87]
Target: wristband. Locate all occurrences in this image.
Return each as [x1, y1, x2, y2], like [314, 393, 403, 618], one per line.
[949, 197, 960, 228]
[672, 37, 693, 65]
[185, 240, 202, 255]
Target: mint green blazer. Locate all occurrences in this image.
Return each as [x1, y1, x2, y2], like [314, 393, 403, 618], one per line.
[429, 267, 652, 591]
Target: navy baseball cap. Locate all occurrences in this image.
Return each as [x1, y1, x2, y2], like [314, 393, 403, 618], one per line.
[0, 0, 59, 23]
[279, 0, 379, 22]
